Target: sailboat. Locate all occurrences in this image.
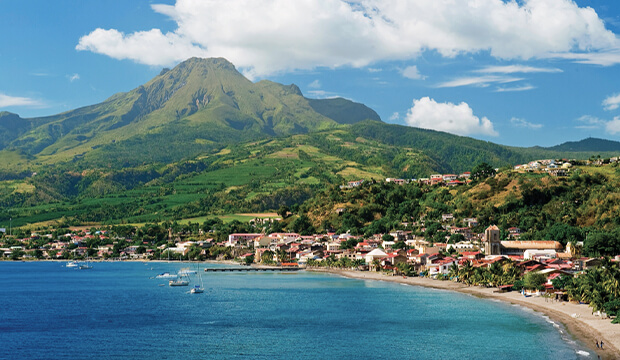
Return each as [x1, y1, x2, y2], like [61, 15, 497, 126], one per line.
[190, 265, 204, 294]
[79, 256, 93, 270]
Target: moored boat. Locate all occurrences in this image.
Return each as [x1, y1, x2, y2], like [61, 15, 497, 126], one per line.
[169, 278, 189, 286]
[155, 272, 178, 279]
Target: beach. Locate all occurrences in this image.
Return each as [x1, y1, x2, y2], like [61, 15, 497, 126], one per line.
[310, 268, 619, 359]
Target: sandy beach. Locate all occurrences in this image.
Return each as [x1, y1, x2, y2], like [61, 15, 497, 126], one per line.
[309, 268, 619, 359]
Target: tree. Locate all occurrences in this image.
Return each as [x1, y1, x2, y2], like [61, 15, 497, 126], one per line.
[523, 271, 547, 290]
[471, 162, 496, 181]
[382, 234, 394, 242]
[448, 233, 465, 244]
[277, 205, 290, 219]
[261, 250, 275, 264]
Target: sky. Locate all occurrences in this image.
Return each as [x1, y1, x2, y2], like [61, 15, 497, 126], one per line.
[3, 0, 620, 147]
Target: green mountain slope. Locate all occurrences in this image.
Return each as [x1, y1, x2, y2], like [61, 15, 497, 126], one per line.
[545, 137, 620, 152]
[2, 58, 380, 167]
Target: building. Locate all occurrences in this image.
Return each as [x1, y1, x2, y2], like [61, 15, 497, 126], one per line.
[483, 225, 501, 255]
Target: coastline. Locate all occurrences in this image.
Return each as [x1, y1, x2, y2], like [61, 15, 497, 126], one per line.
[309, 268, 619, 359]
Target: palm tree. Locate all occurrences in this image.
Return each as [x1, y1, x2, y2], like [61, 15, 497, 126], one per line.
[448, 262, 459, 281]
[372, 259, 381, 272]
[459, 261, 474, 285]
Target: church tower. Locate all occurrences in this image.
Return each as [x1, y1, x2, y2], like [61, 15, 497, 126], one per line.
[484, 225, 501, 255]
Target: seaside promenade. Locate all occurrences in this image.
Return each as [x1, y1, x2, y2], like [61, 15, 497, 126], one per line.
[310, 268, 620, 359]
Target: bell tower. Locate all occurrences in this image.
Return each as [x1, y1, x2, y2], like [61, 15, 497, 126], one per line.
[484, 225, 501, 255]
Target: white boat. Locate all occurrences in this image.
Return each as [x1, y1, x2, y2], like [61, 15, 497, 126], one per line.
[190, 267, 204, 294]
[66, 261, 78, 268]
[155, 272, 178, 279]
[178, 268, 197, 275]
[169, 278, 189, 286]
[190, 285, 204, 294]
[79, 256, 93, 270]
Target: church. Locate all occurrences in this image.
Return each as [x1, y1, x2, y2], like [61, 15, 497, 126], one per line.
[482, 225, 564, 258]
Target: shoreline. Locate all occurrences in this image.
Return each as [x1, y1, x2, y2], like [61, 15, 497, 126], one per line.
[309, 268, 619, 359]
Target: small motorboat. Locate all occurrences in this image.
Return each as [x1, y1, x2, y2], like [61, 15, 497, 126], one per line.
[155, 272, 178, 279]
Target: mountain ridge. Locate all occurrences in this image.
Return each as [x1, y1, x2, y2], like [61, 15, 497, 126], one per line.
[0, 57, 380, 166]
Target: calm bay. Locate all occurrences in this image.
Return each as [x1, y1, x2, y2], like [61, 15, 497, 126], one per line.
[0, 262, 588, 359]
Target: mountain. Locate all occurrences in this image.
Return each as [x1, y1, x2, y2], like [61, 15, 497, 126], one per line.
[0, 57, 379, 166]
[544, 137, 620, 153]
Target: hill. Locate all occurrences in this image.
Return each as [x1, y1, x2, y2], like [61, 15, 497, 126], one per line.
[545, 137, 620, 153]
[0, 58, 379, 167]
[2, 58, 620, 228]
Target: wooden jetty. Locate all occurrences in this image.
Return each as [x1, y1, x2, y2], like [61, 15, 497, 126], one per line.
[204, 267, 301, 272]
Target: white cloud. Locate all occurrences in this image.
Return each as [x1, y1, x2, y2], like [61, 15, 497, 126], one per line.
[405, 97, 498, 137]
[0, 93, 43, 107]
[576, 114, 620, 133]
[76, 0, 620, 77]
[68, 73, 80, 82]
[389, 112, 399, 121]
[401, 65, 425, 80]
[606, 117, 620, 134]
[548, 49, 620, 66]
[308, 80, 321, 89]
[577, 114, 605, 126]
[603, 93, 620, 111]
[495, 84, 536, 92]
[510, 117, 543, 129]
[436, 75, 523, 88]
[475, 65, 563, 74]
[367, 68, 382, 73]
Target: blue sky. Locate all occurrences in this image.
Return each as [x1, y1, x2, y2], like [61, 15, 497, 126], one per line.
[3, 0, 620, 147]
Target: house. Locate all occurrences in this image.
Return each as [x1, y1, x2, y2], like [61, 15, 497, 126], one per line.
[441, 214, 454, 222]
[442, 174, 458, 182]
[427, 256, 457, 276]
[227, 233, 262, 247]
[380, 253, 407, 267]
[365, 248, 388, 265]
[463, 218, 478, 228]
[386, 178, 406, 185]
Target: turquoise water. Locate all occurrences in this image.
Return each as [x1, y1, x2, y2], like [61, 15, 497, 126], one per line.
[0, 262, 589, 359]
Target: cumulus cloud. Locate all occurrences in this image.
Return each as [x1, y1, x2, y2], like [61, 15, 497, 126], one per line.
[76, 0, 620, 77]
[606, 117, 620, 134]
[405, 97, 498, 137]
[0, 93, 43, 107]
[603, 93, 620, 111]
[389, 112, 399, 121]
[510, 117, 543, 129]
[401, 65, 425, 80]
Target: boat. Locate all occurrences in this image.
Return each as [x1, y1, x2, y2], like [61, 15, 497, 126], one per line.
[178, 268, 197, 275]
[169, 278, 189, 286]
[190, 285, 204, 294]
[79, 256, 93, 270]
[66, 261, 78, 268]
[190, 266, 204, 294]
[155, 272, 178, 279]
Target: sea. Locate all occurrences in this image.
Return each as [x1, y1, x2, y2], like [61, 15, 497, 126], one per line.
[0, 261, 592, 359]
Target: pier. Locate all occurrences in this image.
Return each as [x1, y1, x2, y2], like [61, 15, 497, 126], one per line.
[204, 267, 302, 272]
